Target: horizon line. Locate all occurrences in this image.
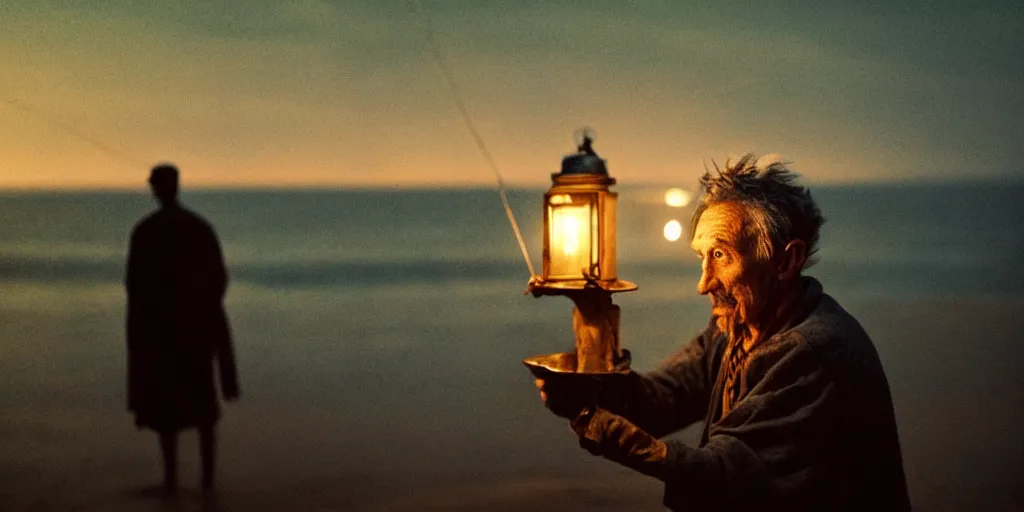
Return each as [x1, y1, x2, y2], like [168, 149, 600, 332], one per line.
[0, 174, 1021, 193]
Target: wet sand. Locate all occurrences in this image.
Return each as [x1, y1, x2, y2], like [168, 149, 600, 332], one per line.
[1, 292, 1021, 511]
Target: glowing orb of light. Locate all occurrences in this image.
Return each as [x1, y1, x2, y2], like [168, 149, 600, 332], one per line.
[663, 220, 683, 242]
[664, 188, 692, 208]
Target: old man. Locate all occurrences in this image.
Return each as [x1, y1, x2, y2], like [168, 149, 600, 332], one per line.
[536, 154, 910, 510]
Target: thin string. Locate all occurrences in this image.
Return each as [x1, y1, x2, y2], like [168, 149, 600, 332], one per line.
[411, 0, 537, 278]
[1, 96, 147, 170]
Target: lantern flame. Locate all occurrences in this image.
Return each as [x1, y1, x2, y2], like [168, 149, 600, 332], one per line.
[549, 204, 592, 277]
[561, 216, 580, 255]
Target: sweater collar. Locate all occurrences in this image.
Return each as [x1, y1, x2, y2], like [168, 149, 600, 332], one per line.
[775, 276, 823, 336]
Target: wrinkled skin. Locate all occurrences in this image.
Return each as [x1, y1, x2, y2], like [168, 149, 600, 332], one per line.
[690, 202, 777, 341]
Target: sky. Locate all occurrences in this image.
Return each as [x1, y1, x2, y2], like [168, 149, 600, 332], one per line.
[1, 0, 1021, 189]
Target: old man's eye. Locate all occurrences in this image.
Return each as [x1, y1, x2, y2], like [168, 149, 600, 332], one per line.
[713, 249, 725, 259]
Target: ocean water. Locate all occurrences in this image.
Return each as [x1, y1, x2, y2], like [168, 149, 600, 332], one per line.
[1, 183, 1022, 511]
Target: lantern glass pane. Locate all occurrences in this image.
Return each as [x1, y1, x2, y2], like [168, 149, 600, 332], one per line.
[549, 203, 592, 278]
[601, 193, 616, 279]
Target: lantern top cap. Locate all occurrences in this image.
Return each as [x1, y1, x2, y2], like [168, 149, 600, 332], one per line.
[559, 131, 608, 176]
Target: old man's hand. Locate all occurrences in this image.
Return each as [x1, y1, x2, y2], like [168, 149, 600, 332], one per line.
[571, 407, 668, 474]
[535, 377, 593, 419]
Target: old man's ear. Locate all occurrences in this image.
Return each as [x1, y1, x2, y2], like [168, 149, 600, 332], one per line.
[777, 240, 807, 280]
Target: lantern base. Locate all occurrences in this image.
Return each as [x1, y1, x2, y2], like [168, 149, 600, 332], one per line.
[525, 277, 637, 297]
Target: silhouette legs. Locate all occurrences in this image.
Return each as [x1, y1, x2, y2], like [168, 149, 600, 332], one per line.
[159, 429, 178, 491]
[157, 424, 217, 491]
[199, 424, 216, 490]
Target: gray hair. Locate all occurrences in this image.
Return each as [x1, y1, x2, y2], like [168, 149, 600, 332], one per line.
[690, 153, 825, 268]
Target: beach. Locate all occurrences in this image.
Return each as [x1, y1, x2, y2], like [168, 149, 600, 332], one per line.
[1, 185, 1022, 510]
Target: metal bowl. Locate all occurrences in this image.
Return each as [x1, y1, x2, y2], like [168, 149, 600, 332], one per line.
[522, 351, 632, 380]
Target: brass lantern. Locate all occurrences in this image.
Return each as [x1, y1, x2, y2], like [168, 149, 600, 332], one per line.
[537, 132, 635, 292]
[525, 131, 636, 377]
[542, 135, 617, 287]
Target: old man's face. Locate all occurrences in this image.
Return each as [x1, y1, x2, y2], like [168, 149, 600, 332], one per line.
[690, 202, 775, 334]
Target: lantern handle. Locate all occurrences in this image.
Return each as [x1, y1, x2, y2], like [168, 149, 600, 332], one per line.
[578, 134, 595, 156]
[573, 127, 598, 156]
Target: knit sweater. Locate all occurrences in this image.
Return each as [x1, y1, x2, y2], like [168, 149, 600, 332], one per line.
[607, 277, 910, 511]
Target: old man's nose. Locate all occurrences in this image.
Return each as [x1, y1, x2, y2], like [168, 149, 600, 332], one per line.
[697, 269, 716, 295]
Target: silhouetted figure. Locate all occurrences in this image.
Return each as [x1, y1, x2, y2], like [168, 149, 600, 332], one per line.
[126, 164, 239, 492]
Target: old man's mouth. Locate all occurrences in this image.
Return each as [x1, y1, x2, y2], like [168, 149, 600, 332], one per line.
[711, 293, 736, 308]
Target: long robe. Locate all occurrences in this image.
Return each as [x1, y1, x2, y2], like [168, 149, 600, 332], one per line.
[126, 204, 238, 431]
[604, 277, 910, 510]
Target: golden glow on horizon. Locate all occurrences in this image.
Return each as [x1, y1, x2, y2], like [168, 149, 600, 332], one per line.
[1, 2, 1014, 188]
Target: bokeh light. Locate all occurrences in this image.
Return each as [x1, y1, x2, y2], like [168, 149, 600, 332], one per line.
[664, 188, 692, 207]
[663, 220, 682, 242]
